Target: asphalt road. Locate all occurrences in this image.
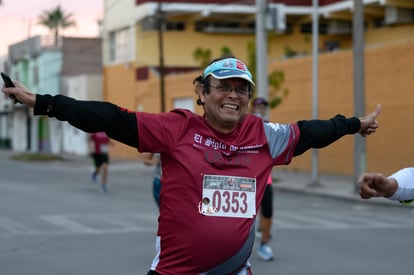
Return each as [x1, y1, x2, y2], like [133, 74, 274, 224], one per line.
[0, 151, 413, 275]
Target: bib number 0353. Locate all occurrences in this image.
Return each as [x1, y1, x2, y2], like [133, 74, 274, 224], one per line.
[201, 175, 256, 218]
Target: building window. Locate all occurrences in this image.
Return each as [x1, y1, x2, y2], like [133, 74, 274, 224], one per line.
[141, 17, 186, 32]
[109, 27, 130, 63]
[165, 21, 185, 31]
[195, 20, 254, 34]
[372, 18, 384, 28]
[300, 23, 327, 34]
[136, 67, 149, 80]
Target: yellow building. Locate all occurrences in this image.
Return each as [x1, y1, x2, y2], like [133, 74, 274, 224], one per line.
[102, 0, 414, 176]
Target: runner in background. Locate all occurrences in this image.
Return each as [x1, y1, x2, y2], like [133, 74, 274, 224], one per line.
[251, 97, 274, 261]
[90, 132, 112, 193]
[143, 153, 162, 208]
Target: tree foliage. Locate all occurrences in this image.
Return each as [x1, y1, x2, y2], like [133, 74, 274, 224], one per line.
[38, 5, 76, 45]
[193, 47, 212, 69]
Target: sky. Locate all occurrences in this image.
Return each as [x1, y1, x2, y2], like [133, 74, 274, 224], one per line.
[0, 0, 103, 56]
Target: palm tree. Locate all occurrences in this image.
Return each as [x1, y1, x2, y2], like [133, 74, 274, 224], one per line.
[38, 5, 76, 46]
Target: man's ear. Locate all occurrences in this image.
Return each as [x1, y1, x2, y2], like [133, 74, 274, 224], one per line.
[197, 85, 206, 104]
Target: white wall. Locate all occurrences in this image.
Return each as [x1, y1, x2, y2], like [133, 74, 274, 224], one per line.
[173, 97, 194, 112]
[56, 74, 103, 156]
[11, 108, 28, 152]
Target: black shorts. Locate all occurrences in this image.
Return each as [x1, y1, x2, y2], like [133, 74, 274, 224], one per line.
[91, 153, 109, 168]
[260, 184, 273, 218]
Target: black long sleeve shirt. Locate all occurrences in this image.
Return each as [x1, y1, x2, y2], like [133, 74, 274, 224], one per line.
[34, 94, 361, 157]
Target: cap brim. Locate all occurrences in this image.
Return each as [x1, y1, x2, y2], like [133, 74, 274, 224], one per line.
[210, 70, 255, 86]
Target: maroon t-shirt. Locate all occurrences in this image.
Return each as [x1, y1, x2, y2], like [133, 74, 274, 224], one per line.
[90, 132, 109, 154]
[137, 109, 299, 274]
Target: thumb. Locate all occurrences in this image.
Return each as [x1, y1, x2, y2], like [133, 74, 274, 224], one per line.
[371, 104, 382, 119]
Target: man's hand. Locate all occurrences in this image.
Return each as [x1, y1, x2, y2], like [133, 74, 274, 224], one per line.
[1, 81, 36, 107]
[358, 173, 398, 199]
[358, 104, 381, 137]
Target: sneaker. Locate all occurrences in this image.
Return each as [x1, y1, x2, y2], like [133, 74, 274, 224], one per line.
[257, 243, 273, 261]
[100, 184, 108, 193]
[92, 171, 98, 183]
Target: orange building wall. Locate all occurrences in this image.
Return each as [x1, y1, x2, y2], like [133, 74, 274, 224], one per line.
[269, 40, 414, 175]
[365, 25, 414, 45]
[135, 70, 205, 114]
[103, 63, 140, 160]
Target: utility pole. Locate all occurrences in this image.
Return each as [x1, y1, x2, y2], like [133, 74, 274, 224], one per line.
[157, 1, 166, 112]
[310, 0, 320, 186]
[353, 0, 366, 191]
[255, 0, 269, 101]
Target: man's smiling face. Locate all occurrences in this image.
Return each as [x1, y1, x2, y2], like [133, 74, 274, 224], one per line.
[201, 77, 250, 134]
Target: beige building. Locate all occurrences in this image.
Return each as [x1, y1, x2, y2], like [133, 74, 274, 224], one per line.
[102, 0, 414, 176]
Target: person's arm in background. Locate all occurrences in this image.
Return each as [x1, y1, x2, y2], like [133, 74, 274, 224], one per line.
[142, 153, 158, 166]
[359, 167, 414, 204]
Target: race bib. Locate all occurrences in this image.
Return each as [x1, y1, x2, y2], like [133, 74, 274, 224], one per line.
[200, 175, 256, 218]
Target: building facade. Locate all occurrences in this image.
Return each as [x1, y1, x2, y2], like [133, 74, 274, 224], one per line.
[0, 56, 13, 150]
[6, 36, 102, 155]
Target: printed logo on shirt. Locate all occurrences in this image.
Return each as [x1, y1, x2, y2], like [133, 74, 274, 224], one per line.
[192, 133, 266, 166]
[193, 133, 264, 153]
